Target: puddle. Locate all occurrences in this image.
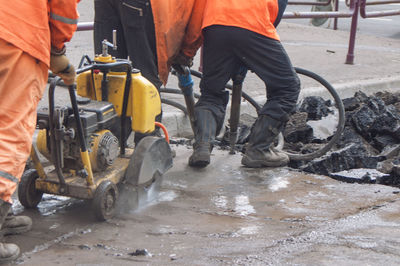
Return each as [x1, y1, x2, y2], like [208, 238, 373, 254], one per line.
[37, 195, 76, 216]
[269, 176, 290, 192]
[12, 194, 76, 216]
[212, 195, 228, 209]
[236, 225, 260, 235]
[234, 195, 256, 217]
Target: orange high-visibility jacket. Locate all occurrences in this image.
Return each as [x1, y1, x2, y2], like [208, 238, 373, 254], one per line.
[151, 0, 206, 84]
[179, 0, 280, 60]
[0, 0, 79, 67]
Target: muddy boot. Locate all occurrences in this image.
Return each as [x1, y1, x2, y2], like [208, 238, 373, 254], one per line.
[189, 109, 217, 167]
[241, 115, 289, 168]
[1, 213, 32, 236]
[0, 200, 20, 263]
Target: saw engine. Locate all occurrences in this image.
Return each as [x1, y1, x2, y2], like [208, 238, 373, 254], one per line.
[36, 100, 120, 173]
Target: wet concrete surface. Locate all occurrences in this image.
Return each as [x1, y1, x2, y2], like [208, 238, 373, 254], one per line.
[5, 145, 400, 265]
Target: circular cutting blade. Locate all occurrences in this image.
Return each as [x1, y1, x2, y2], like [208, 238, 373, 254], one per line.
[124, 136, 173, 187]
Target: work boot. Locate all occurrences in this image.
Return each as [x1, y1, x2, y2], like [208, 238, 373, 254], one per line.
[189, 109, 217, 167]
[0, 200, 20, 263]
[1, 213, 32, 236]
[241, 115, 289, 168]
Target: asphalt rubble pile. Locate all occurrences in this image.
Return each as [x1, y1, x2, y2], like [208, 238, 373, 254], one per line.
[219, 90, 400, 187]
[170, 90, 400, 187]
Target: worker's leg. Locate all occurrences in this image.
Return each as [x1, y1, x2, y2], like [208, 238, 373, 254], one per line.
[273, 0, 288, 28]
[117, 0, 162, 144]
[228, 27, 300, 167]
[118, 0, 161, 89]
[0, 39, 47, 262]
[94, 0, 127, 58]
[188, 26, 241, 167]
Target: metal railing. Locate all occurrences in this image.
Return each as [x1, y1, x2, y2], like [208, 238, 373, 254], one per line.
[77, 0, 400, 65]
[283, 0, 400, 64]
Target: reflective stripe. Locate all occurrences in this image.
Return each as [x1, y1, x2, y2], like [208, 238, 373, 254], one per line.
[0, 171, 18, 184]
[50, 12, 78, 25]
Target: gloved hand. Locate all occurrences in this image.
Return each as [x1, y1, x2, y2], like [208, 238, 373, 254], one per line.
[49, 54, 76, 85]
[172, 52, 193, 68]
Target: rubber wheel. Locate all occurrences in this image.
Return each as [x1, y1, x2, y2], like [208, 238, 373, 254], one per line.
[93, 180, 119, 221]
[18, 169, 43, 208]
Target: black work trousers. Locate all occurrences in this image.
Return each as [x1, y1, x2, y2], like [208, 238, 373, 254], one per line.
[94, 0, 162, 142]
[94, 0, 162, 90]
[196, 25, 300, 132]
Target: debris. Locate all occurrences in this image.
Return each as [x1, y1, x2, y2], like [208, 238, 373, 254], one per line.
[299, 96, 332, 121]
[128, 249, 152, 257]
[218, 91, 400, 187]
[292, 91, 400, 187]
[78, 244, 91, 250]
[330, 168, 389, 184]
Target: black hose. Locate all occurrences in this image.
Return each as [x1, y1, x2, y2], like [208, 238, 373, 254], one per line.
[189, 69, 261, 111]
[164, 67, 345, 161]
[161, 99, 188, 115]
[160, 88, 201, 99]
[287, 67, 345, 161]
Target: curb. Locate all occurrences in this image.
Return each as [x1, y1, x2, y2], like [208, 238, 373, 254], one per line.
[162, 75, 400, 138]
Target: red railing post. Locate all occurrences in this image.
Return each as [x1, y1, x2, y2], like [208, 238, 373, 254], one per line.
[345, 0, 360, 64]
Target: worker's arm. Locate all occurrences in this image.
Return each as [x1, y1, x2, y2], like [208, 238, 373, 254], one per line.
[48, 0, 80, 85]
[48, 0, 79, 50]
[180, 0, 206, 59]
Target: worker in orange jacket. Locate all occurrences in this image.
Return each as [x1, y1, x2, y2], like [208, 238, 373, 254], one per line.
[178, 0, 301, 168]
[94, 0, 204, 143]
[0, 0, 79, 262]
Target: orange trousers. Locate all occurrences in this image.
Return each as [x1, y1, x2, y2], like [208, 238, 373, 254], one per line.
[0, 38, 48, 203]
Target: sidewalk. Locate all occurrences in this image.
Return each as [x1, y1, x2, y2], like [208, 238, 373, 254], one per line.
[156, 22, 400, 137]
[64, 0, 400, 138]
[47, 20, 400, 138]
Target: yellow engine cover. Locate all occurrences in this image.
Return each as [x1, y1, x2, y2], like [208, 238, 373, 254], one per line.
[76, 70, 161, 133]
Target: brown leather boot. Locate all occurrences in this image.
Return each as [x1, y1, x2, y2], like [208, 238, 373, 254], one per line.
[241, 115, 289, 168]
[0, 200, 20, 263]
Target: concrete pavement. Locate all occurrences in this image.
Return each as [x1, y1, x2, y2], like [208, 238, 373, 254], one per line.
[8, 146, 400, 265]
[6, 1, 400, 264]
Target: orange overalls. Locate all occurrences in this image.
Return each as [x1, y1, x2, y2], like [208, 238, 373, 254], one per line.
[0, 0, 79, 203]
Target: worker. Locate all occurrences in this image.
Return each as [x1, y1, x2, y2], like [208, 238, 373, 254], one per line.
[175, 0, 301, 168]
[0, 0, 79, 262]
[93, 0, 204, 143]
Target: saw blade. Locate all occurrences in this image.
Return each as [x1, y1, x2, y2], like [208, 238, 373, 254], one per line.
[124, 136, 173, 187]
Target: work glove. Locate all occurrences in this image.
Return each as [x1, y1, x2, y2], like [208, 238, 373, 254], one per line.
[49, 46, 76, 85]
[172, 52, 193, 68]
